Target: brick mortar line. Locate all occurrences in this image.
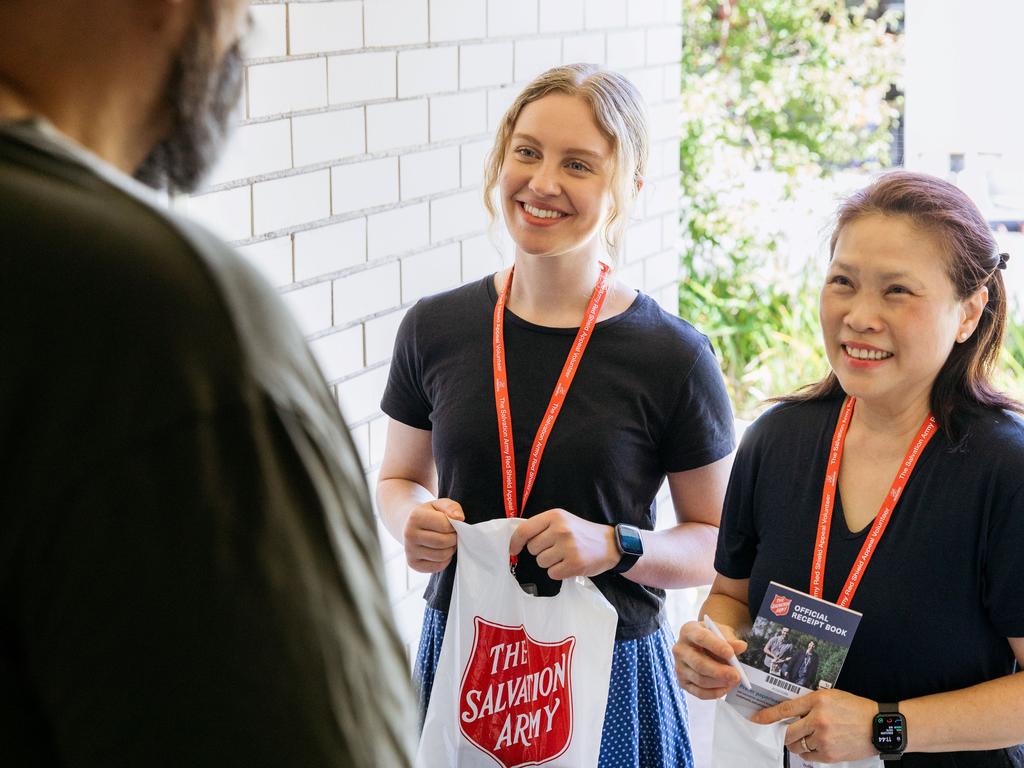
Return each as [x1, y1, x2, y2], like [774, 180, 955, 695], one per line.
[243, 22, 684, 65]
[225, 187, 677, 254]
[295, 245, 681, 347]
[201, 137, 682, 193]
[241, 68, 682, 125]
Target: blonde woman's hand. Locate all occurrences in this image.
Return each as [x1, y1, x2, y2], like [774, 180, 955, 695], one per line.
[404, 498, 464, 573]
[508, 508, 619, 580]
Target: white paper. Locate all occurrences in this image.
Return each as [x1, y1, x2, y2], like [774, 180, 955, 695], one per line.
[713, 700, 883, 768]
[790, 755, 881, 768]
[711, 698, 787, 768]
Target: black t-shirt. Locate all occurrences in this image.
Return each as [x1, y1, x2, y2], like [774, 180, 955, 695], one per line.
[0, 123, 415, 767]
[382, 276, 735, 640]
[716, 396, 1024, 767]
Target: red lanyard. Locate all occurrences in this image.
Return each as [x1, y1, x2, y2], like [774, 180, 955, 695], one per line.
[810, 396, 938, 608]
[492, 263, 611, 539]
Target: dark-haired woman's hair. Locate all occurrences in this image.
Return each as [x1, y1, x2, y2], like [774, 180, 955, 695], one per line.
[780, 170, 1021, 445]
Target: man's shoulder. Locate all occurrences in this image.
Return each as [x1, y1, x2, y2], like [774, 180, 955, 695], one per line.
[0, 145, 274, 419]
[1, 145, 237, 316]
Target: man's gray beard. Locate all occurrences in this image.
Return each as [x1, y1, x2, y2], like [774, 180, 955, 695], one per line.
[134, 10, 244, 194]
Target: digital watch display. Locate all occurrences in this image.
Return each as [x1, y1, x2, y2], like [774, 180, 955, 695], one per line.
[871, 703, 907, 761]
[611, 524, 644, 574]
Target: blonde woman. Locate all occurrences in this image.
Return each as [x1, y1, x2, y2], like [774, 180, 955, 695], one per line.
[378, 65, 734, 766]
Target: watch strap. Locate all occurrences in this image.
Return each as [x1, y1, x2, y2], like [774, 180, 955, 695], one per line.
[875, 702, 905, 760]
[610, 555, 637, 573]
[611, 524, 642, 574]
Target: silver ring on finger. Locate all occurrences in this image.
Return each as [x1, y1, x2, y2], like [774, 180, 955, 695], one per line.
[801, 735, 816, 753]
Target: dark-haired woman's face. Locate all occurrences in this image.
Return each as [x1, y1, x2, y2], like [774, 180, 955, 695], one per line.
[820, 214, 985, 413]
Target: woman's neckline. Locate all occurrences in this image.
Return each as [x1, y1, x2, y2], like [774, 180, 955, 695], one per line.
[484, 272, 644, 334]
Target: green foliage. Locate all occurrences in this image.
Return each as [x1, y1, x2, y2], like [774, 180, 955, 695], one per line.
[994, 303, 1024, 400]
[680, 261, 828, 410]
[679, 0, 903, 418]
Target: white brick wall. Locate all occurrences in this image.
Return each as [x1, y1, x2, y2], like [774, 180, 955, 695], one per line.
[331, 157, 399, 214]
[248, 57, 327, 117]
[292, 108, 364, 166]
[364, 0, 429, 47]
[400, 147, 460, 200]
[366, 99, 429, 152]
[430, 0, 486, 41]
[459, 42, 514, 89]
[430, 91, 487, 142]
[398, 47, 458, 98]
[294, 218, 366, 280]
[328, 51, 396, 104]
[179, 0, 684, 660]
[539, 0, 585, 33]
[288, 2, 362, 54]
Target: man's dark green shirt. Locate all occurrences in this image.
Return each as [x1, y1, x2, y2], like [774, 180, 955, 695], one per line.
[0, 123, 415, 767]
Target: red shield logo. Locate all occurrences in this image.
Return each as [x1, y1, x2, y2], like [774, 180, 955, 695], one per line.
[770, 595, 792, 617]
[459, 617, 575, 768]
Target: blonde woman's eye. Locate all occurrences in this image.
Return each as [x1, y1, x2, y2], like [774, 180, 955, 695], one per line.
[567, 160, 591, 173]
[515, 147, 539, 159]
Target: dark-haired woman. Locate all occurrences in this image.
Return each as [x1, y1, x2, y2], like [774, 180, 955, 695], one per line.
[674, 171, 1024, 767]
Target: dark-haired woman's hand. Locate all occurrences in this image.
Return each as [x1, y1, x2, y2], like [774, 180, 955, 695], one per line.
[673, 619, 747, 700]
[751, 689, 877, 763]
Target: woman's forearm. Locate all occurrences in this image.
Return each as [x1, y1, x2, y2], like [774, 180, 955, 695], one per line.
[903, 671, 1024, 753]
[376, 477, 435, 544]
[700, 590, 753, 637]
[623, 521, 719, 589]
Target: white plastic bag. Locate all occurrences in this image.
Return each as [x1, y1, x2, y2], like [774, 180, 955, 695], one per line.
[415, 518, 618, 768]
[712, 700, 881, 768]
[791, 754, 881, 768]
[712, 698, 787, 768]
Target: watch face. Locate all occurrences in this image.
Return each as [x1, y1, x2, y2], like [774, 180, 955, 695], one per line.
[873, 714, 905, 753]
[618, 525, 644, 556]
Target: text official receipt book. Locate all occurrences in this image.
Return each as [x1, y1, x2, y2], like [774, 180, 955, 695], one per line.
[726, 582, 863, 718]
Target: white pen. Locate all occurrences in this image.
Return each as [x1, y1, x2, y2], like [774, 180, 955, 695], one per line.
[703, 614, 754, 691]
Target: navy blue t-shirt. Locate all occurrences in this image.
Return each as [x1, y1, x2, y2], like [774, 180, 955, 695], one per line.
[383, 275, 735, 640]
[716, 396, 1024, 767]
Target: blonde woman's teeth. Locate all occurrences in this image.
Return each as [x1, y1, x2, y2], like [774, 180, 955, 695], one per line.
[844, 345, 893, 360]
[524, 203, 566, 219]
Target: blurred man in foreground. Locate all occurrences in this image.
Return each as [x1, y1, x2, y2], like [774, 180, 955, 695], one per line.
[0, 2, 415, 765]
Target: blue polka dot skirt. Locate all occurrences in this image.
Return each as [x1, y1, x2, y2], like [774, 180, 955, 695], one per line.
[414, 606, 695, 768]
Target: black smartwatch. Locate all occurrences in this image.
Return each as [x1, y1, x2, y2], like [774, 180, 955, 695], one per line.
[611, 524, 644, 574]
[871, 702, 907, 761]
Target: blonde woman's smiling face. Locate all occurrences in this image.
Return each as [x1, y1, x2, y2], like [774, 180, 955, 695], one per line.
[499, 94, 614, 260]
